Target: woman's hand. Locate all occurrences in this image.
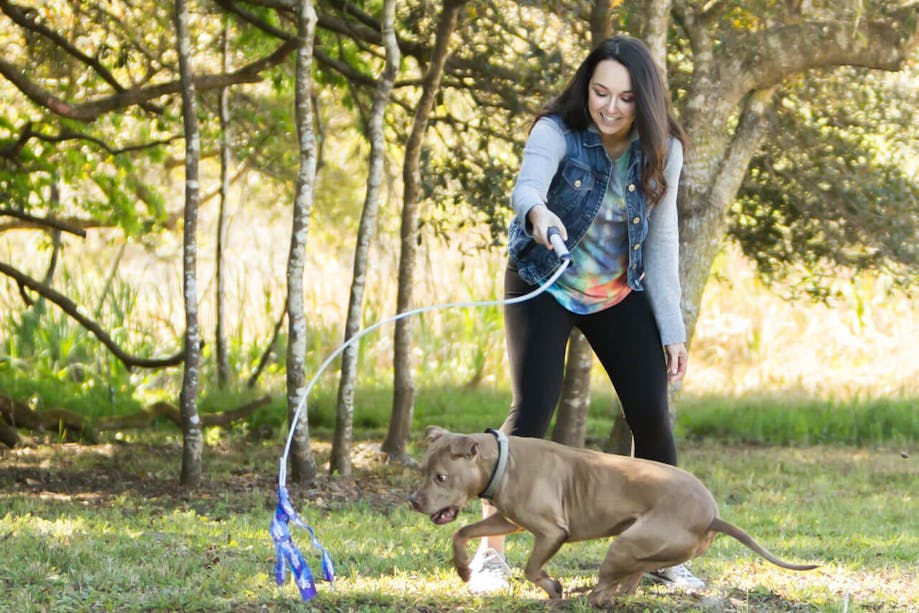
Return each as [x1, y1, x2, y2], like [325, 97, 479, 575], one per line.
[527, 205, 568, 250]
[665, 343, 688, 382]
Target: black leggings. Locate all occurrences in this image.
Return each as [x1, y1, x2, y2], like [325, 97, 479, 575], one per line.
[500, 262, 677, 466]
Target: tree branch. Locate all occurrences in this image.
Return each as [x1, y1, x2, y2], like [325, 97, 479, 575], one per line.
[0, 122, 181, 159]
[247, 298, 286, 389]
[0, 261, 185, 369]
[32, 130, 182, 156]
[0, 39, 297, 122]
[0, 215, 108, 234]
[0, 393, 272, 446]
[0, 0, 162, 115]
[215, 0, 293, 40]
[737, 7, 919, 94]
[96, 395, 272, 429]
[0, 208, 88, 237]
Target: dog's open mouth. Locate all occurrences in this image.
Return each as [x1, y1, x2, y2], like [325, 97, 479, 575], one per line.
[430, 506, 459, 524]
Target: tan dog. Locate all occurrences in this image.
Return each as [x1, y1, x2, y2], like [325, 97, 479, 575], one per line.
[410, 426, 818, 606]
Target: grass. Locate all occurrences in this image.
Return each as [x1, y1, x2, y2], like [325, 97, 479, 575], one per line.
[1, 432, 916, 612]
[677, 393, 919, 447]
[1, 190, 917, 611]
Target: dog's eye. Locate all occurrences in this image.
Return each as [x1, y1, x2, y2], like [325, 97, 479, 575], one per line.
[435, 473, 447, 483]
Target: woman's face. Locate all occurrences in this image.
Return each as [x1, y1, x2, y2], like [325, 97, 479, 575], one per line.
[587, 59, 636, 143]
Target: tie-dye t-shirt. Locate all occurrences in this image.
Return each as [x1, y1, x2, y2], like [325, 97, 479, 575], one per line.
[548, 152, 632, 314]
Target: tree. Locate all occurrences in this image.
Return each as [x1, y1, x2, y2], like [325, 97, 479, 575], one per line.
[382, 0, 470, 460]
[175, 0, 204, 486]
[285, 0, 320, 484]
[551, 329, 593, 447]
[331, 0, 400, 476]
[0, 0, 297, 377]
[670, 1, 919, 348]
[216, 16, 233, 389]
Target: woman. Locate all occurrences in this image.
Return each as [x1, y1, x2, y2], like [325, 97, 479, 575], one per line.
[468, 36, 703, 593]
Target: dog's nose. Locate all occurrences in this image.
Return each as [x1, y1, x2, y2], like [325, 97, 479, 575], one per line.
[409, 493, 423, 511]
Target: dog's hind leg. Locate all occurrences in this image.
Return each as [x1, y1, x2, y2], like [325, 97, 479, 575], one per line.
[589, 528, 696, 605]
[451, 514, 522, 582]
[588, 542, 649, 606]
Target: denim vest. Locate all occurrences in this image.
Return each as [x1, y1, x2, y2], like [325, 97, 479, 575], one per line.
[508, 115, 650, 289]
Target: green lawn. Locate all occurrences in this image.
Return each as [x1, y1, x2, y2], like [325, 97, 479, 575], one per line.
[1, 431, 916, 612]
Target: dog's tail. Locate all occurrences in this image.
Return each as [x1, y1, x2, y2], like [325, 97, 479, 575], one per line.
[708, 518, 820, 571]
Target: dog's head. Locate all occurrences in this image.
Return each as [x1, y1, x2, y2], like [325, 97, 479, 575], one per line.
[409, 426, 488, 524]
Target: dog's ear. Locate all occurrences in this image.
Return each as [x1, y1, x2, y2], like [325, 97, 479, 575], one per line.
[424, 425, 447, 443]
[449, 435, 479, 459]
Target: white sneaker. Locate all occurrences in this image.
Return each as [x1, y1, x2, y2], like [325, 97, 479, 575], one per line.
[467, 547, 512, 594]
[645, 562, 706, 590]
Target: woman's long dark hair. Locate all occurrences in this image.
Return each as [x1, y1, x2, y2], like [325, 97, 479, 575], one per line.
[536, 36, 686, 207]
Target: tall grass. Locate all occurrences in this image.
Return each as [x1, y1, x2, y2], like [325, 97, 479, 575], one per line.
[688, 244, 919, 400]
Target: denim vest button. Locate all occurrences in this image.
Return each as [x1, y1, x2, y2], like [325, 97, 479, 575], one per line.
[628, 184, 636, 192]
[632, 216, 640, 224]
[574, 179, 581, 188]
[632, 243, 640, 251]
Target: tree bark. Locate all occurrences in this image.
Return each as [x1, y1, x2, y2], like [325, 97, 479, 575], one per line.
[646, 0, 672, 77]
[285, 0, 319, 485]
[603, 398, 634, 455]
[0, 419, 20, 448]
[0, 394, 95, 444]
[551, 329, 592, 448]
[216, 16, 232, 389]
[331, 0, 399, 476]
[589, 0, 611, 46]
[175, 0, 203, 487]
[382, 0, 468, 460]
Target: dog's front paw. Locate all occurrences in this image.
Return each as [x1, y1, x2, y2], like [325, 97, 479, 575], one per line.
[455, 561, 471, 582]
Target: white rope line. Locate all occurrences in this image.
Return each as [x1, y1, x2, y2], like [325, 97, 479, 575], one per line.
[278, 259, 571, 485]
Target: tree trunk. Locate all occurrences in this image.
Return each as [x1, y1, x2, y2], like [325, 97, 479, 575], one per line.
[646, 0, 672, 77]
[603, 396, 633, 455]
[382, 0, 468, 459]
[175, 0, 203, 487]
[216, 16, 232, 389]
[331, 0, 399, 476]
[679, 88, 776, 347]
[589, 0, 611, 46]
[551, 329, 592, 448]
[553, 1, 615, 446]
[285, 0, 319, 485]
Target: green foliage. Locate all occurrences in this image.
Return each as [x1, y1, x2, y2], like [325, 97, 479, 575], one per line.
[732, 65, 919, 299]
[420, 2, 578, 248]
[0, 1, 178, 234]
